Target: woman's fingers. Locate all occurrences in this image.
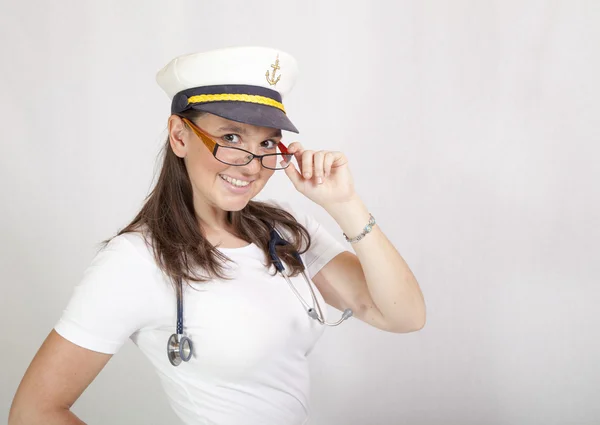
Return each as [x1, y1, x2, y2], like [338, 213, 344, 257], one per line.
[286, 142, 331, 184]
[313, 151, 325, 184]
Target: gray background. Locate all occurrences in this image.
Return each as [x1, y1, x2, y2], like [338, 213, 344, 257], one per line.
[1, 0, 599, 424]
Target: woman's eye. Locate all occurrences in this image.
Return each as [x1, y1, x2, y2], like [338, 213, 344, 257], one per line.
[262, 140, 278, 149]
[222, 134, 240, 144]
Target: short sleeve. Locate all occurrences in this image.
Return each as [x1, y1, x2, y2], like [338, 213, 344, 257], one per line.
[267, 200, 350, 279]
[54, 235, 159, 354]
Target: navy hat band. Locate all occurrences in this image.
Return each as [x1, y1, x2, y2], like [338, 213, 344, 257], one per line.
[171, 84, 284, 114]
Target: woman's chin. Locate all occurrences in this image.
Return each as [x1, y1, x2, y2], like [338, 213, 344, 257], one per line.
[219, 194, 253, 211]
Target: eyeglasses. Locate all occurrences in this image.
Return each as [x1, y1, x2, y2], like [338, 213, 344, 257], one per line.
[179, 117, 293, 170]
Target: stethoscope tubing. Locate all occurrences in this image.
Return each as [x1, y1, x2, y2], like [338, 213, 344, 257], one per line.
[167, 227, 353, 366]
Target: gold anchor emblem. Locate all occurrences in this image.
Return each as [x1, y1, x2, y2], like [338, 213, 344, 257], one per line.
[265, 54, 281, 86]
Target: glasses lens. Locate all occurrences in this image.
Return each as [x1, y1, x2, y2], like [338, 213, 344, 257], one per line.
[215, 147, 253, 165]
[215, 146, 293, 170]
[262, 153, 293, 170]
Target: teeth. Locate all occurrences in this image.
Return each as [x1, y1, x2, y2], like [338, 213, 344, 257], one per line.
[220, 174, 250, 187]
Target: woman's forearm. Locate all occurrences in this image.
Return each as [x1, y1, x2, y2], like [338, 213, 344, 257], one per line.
[324, 195, 426, 331]
[9, 407, 87, 425]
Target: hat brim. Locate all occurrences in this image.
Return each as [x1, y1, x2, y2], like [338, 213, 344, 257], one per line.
[189, 102, 299, 134]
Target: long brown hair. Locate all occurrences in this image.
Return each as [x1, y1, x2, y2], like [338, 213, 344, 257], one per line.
[100, 109, 311, 291]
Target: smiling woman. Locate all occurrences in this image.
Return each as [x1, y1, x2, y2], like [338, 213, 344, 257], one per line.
[166, 111, 292, 213]
[9, 46, 424, 425]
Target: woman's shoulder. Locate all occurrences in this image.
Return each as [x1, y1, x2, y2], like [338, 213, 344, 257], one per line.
[99, 225, 158, 269]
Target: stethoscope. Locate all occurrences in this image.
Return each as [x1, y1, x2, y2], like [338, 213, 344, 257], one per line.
[167, 228, 354, 366]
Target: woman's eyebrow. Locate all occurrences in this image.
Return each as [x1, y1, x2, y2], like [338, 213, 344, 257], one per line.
[216, 125, 282, 138]
[217, 125, 246, 134]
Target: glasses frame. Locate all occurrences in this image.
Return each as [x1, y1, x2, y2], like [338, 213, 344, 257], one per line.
[179, 116, 292, 170]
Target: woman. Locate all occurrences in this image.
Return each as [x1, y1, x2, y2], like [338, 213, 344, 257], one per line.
[9, 46, 425, 425]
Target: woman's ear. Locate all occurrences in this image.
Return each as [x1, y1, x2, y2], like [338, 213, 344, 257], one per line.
[168, 115, 188, 158]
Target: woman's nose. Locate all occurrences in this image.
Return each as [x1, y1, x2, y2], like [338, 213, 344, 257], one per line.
[240, 155, 262, 173]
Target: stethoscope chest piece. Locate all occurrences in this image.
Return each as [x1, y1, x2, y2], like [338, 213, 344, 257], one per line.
[167, 333, 193, 366]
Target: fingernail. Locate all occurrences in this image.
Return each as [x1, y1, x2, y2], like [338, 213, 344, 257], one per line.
[317, 177, 323, 184]
[304, 173, 311, 179]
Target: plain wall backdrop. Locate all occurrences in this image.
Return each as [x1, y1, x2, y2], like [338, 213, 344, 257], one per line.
[1, 1, 599, 424]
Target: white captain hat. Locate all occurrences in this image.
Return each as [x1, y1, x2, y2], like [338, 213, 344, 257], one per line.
[156, 46, 299, 133]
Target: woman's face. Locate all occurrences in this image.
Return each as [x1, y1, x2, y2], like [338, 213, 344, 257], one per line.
[169, 112, 283, 214]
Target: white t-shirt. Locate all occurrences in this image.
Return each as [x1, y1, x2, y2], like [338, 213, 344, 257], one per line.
[54, 201, 348, 425]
